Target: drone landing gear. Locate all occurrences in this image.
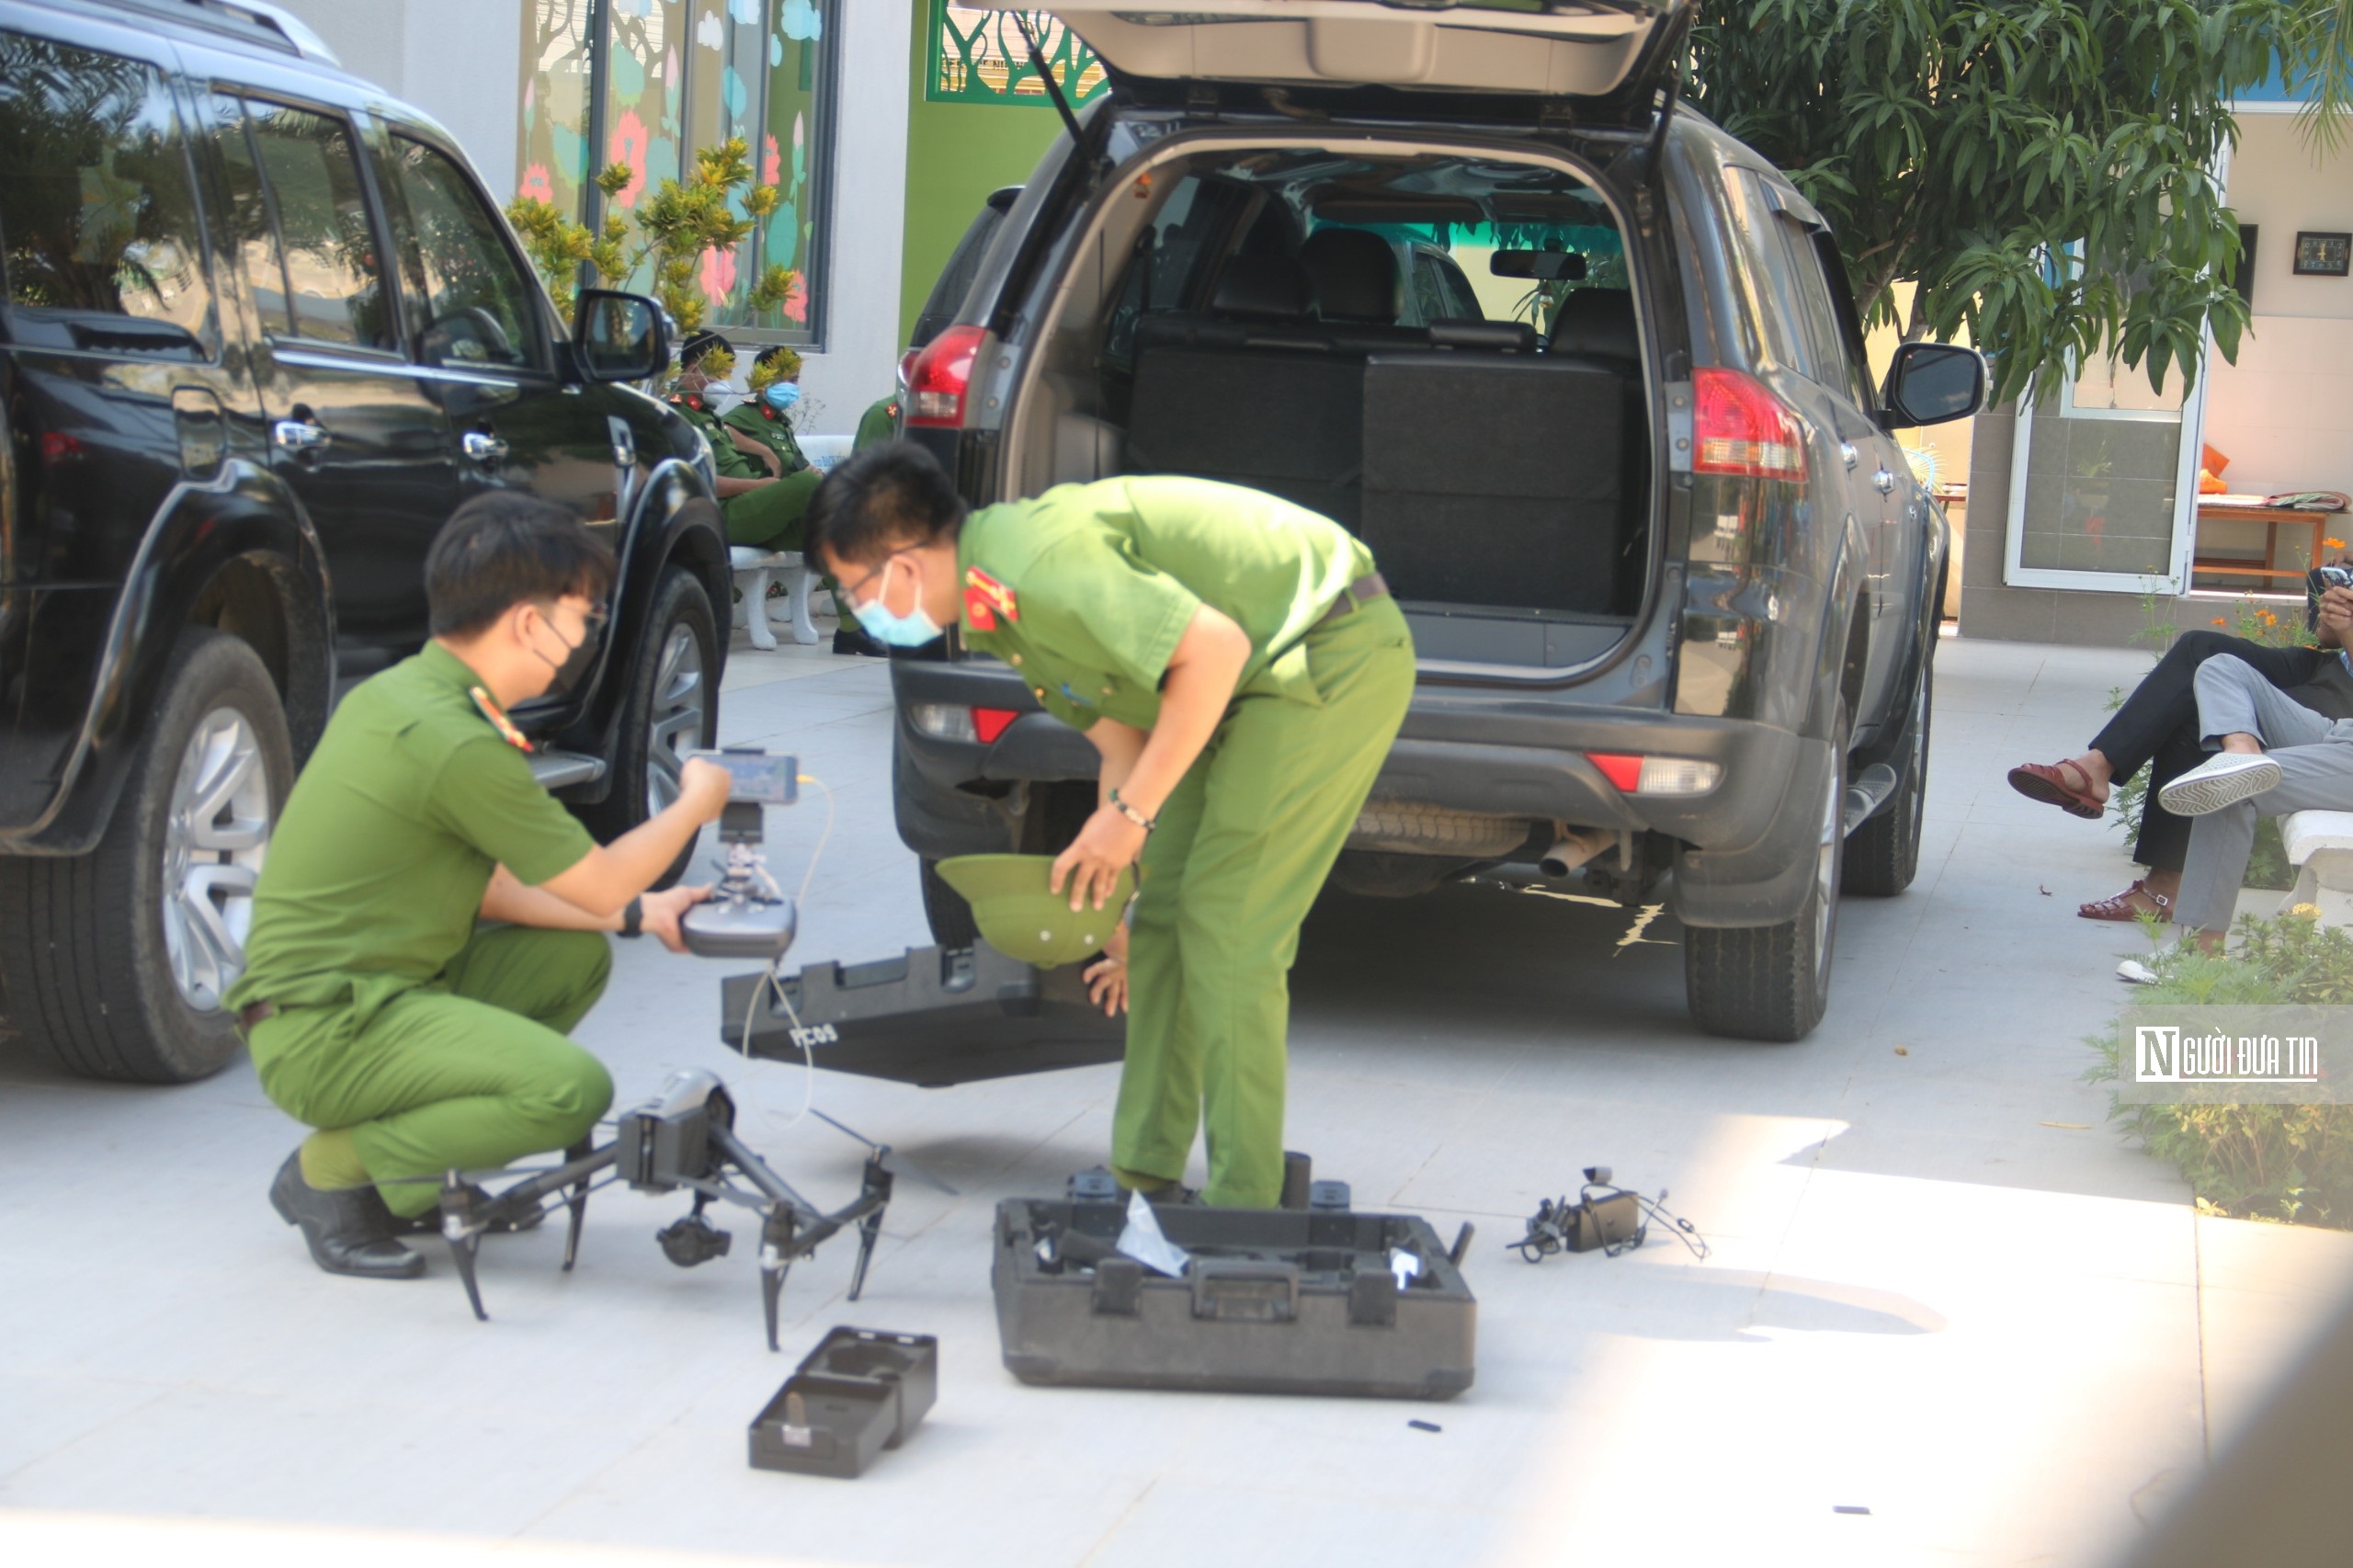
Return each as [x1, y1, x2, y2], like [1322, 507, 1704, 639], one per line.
[433, 1069, 893, 1347]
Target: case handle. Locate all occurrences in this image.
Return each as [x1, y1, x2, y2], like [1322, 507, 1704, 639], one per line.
[1189, 1260, 1299, 1323]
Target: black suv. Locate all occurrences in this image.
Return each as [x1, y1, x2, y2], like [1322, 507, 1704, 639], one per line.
[0, 0, 732, 1083]
[888, 1, 1984, 1041]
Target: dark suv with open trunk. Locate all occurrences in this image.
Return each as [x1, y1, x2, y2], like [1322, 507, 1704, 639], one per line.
[0, 0, 731, 1083]
[888, 0, 1984, 1040]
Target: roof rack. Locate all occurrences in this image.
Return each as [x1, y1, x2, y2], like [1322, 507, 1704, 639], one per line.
[93, 0, 342, 66]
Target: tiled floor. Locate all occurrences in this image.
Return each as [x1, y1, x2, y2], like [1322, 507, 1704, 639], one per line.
[4, 625, 2348, 1567]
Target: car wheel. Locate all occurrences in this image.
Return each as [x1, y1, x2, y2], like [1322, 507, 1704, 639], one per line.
[919, 857, 982, 949]
[1684, 714, 1845, 1043]
[0, 630, 292, 1083]
[1844, 653, 1931, 897]
[580, 565, 718, 888]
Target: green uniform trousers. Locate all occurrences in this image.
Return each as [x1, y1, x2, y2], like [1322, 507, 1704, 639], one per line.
[248, 927, 616, 1217]
[723, 468, 822, 551]
[1113, 595, 1415, 1208]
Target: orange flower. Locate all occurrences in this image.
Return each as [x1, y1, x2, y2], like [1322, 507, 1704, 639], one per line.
[2212, 617, 2229, 625]
[2328, 538, 2347, 550]
[2263, 610, 2279, 624]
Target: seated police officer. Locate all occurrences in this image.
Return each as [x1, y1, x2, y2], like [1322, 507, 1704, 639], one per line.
[666, 330, 820, 554]
[231, 494, 733, 1279]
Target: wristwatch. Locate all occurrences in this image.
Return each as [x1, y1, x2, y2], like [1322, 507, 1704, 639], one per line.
[620, 897, 643, 939]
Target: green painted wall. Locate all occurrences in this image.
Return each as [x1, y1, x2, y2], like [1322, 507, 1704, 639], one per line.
[897, 0, 1063, 347]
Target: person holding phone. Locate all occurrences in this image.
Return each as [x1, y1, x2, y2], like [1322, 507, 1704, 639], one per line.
[2007, 564, 2353, 921]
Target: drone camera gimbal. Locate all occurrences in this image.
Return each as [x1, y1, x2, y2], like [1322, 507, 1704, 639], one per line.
[433, 749, 894, 1348]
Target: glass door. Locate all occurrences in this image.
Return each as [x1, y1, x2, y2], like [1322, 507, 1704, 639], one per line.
[2004, 348, 2208, 594]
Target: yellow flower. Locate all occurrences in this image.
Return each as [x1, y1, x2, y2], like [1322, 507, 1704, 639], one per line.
[2292, 903, 2324, 920]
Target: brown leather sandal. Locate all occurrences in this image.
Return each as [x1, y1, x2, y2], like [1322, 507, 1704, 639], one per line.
[2078, 880, 2174, 923]
[2008, 759, 2107, 821]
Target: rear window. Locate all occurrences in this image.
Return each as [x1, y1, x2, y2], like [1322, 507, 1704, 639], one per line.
[912, 192, 1011, 348]
[0, 33, 216, 359]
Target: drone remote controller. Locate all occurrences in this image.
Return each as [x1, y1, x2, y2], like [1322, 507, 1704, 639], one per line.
[681, 749, 799, 962]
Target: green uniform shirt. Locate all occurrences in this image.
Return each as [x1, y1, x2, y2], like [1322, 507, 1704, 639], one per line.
[956, 476, 1375, 733]
[853, 395, 897, 452]
[667, 392, 761, 481]
[226, 643, 597, 1016]
[720, 400, 808, 473]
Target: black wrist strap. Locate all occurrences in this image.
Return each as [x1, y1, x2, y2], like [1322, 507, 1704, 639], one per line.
[620, 897, 643, 938]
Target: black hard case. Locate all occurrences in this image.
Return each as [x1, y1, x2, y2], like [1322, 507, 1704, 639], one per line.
[722, 942, 1124, 1087]
[992, 1199, 1476, 1400]
[748, 1327, 938, 1478]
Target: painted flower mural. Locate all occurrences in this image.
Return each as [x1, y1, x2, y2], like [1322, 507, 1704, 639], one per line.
[699, 244, 739, 308]
[780, 270, 806, 325]
[518, 163, 554, 204]
[763, 132, 781, 187]
[608, 108, 649, 209]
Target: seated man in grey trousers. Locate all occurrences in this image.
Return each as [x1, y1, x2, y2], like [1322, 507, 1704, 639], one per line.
[2163, 647, 2353, 948]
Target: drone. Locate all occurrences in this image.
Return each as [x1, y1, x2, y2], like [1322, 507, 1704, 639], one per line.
[430, 750, 894, 1350]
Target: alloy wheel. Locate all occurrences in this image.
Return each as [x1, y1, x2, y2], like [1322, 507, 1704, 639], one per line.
[645, 623, 707, 817]
[159, 708, 271, 1012]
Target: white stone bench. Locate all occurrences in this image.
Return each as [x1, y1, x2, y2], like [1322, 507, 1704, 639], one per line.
[2282, 811, 2353, 925]
[730, 547, 817, 650]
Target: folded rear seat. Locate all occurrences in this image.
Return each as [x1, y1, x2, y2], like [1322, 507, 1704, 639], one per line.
[1360, 353, 1628, 614]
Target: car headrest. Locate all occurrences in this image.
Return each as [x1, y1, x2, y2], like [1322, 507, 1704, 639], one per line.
[1210, 255, 1313, 321]
[1301, 228, 1403, 324]
[1547, 289, 1639, 361]
[1429, 320, 1538, 353]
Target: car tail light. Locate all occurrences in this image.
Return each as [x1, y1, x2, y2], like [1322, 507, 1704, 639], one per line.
[1586, 753, 1724, 796]
[1587, 753, 1643, 792]
[905, 324, 986, 428]
[1692, 368, 1807, 483]
[1637, 756, 1722, 796]
[908, 703, 976, 742]
[972, 707, 1017, 744]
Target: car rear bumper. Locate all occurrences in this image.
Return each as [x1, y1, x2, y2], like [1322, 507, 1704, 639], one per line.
[892, 659, 1835, 928]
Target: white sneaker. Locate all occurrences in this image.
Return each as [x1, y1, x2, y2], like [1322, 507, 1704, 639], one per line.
[2158, 751, 2282, 817]
[2117, 959, 2160, 985]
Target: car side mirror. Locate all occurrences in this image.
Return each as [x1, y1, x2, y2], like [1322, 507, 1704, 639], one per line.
[573, 290, 668, 383]
[1490, 249, 1587, 282]
[1881, 341, 1986, 428]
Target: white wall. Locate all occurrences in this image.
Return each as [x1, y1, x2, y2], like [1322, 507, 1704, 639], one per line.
[273, 0, 523, 200]
[2202, 113, 2353, 500]
[266, 1, 904, 437]
[794, 0, 911, 435]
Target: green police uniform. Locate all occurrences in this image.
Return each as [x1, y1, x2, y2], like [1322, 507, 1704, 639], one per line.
[670, 392, 818, 552]
[721, 399, 810, 474]
[956, 476, 1415, 1207]
[853, 394, 898, 452]
[226, 644, 616, 1218]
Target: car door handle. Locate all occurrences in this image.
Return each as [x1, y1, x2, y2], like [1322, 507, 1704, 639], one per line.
[272, 418, 329, 451]
[1873, 468, 1896, 494]
[462, 429, 509, 464]
[1840, 442, 1859, 470]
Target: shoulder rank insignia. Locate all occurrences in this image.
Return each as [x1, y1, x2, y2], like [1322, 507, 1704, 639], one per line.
[470, 686, 534, 753]
[964, 566, 1019, 632]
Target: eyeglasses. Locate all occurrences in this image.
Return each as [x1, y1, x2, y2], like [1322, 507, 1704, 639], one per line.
[835, 552, 907, 608]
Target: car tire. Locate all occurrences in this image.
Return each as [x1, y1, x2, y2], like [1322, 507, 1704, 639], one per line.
[919, 857, 982, 949]
[1684, 710, 1846, 1043]
[0, 630, 292, 1083]
[1843, 652, 1931, 897]
[581, 565, 719, 889]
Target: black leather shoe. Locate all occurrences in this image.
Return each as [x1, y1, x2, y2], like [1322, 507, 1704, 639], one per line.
[833, 624, 888, 657]
[268, 1152, 425, 1279]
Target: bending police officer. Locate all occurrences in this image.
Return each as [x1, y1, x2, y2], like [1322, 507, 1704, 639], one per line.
[807, 445, 1415, 1209]
[231, 495, 733, 1279]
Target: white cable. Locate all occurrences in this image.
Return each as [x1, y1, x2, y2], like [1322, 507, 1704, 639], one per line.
[731, 770, 832, 1136]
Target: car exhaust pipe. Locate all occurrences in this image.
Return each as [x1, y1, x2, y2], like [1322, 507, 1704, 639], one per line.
[1538, 826, 1613, 880]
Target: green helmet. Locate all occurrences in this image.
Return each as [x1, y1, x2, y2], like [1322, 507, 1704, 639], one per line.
[936, 854, 1135, 969]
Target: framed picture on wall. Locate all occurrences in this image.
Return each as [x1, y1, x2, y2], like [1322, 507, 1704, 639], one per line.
[2293, 231, 2351, 278]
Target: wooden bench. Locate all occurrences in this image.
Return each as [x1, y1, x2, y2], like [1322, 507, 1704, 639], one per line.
[2282, 811, 2353, 925]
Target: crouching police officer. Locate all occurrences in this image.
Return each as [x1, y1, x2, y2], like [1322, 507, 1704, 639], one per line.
[231, 494, 733, 1279]
[806, 445, 1415, 1208]
[667, 330, 820, 553]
